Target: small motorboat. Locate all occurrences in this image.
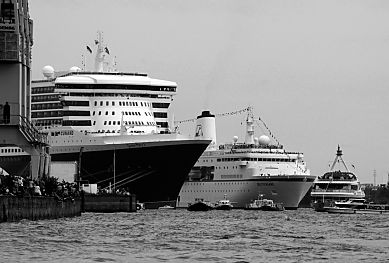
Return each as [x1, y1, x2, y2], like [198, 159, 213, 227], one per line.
[187, 198, 214, 211]
[245, 194, 284, 211]
[326, 199, 389, 214]
[158, 205, 175, 210]
[214, 195, 233, 210]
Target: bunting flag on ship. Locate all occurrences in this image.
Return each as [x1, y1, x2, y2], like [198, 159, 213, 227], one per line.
[174, 107, 251, 124]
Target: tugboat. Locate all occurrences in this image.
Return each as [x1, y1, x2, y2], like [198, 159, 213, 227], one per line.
[187, 198, 214, 211]
[214, 195, 233, 210]
[245, 194, 284, 211]
[311, 146, 365, 212]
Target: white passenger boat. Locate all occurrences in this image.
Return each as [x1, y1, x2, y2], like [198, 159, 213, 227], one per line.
[311, 146, 365, 212]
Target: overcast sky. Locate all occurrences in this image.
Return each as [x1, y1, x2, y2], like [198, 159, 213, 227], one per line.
[29, 0, 389, 184]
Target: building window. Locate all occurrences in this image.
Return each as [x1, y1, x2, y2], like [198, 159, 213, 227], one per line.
[100, 101, 103, 106]
[99, 111, 101, 115]
[112, 102, 115, 106]
[105, 111, 108, 115]
[112, 111, 115, 115]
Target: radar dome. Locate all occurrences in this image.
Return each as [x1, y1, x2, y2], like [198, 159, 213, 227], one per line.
[233, 136, 238, 143]
[258, 135, 271, 146]
[69, 66, 81, 73]
[42, 65, 54, 78]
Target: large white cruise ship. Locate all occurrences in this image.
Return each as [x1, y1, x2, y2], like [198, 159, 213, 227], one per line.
[177, 108, 316, 209]
[1, 34, 210, 204]
[311, 146, 365, 211]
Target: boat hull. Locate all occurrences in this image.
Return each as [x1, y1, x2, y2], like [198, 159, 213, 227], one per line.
[187, 202, 213, 211]
[326, 207, 389, 214]
[178, 175, 316, 209]
[51, 140, 210, 203]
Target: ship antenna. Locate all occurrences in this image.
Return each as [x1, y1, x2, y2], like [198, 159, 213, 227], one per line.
[329, 145, 350, 172]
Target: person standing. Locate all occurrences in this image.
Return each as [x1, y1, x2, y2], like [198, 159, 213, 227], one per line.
[3, 102, 10, 124]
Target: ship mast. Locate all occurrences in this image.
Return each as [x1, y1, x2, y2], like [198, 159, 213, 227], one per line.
[94, 31, 105, 72]
[329, 145, 350, 172]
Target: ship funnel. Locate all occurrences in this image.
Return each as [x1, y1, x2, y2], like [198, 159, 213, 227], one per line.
[194, 111, 217, 150]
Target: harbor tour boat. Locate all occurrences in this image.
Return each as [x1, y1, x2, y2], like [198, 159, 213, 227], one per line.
[177, 107, 315, 209]
[245, 194, 284, 211]
[27, 34, 211, 205]
[326, 198, 389, 214]
[311, 146, 365, 212]
[187, 198, 214, 211]
[214, 195, 234, 210]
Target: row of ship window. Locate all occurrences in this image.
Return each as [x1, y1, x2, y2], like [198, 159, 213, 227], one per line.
[97, 120, 156, 126]
[95, 130, 145, 134]
[217, 158, 296, 162]
[0, 148, 24, 154]
[92, 111, 142, 116]
[94, 101, 152, 107]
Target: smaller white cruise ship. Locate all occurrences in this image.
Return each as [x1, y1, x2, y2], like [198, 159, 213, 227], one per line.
[178, 108, 316, 209]
[311, 146, 365, 211]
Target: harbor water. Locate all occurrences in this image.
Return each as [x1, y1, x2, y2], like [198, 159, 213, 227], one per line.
[0, 209, 388, 262]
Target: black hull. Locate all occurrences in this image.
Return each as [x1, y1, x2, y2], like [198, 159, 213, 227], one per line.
[51, 141, 209, 203]
[187, 202, 213, 211]
[0, 156, 31, 176]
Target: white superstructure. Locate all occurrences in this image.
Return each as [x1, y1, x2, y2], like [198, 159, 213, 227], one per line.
[178, 108, 316, 209]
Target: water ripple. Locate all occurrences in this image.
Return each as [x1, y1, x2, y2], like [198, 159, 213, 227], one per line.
[0, 209, 388, 262]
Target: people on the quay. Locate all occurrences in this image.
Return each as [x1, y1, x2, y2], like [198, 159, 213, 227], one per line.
[0, 174, 80, 200]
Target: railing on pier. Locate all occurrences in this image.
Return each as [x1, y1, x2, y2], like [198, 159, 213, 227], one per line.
[0, 114, 47, 146]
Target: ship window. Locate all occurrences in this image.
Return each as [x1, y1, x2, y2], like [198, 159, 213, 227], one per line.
[94, 102, 97, 106]
[126, 102, 129, 106]
[112, 102, 115, 106]
[141, 102, 143, 106]
[106, 101, 109, 106]
[104, 121, 107, 125]
[105, 111, 108, 115]
[93, 111, 95, 116]
[118, 121, 120, 125]
[119, 102, 122, 106]
[100, 102, 103, 106]
[112, 111, 115, 115]
[109, 121, 111, 125]
[93, 121, 96, 125]
[113, 121, 116, 125]
[99, 111, 101, 115]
